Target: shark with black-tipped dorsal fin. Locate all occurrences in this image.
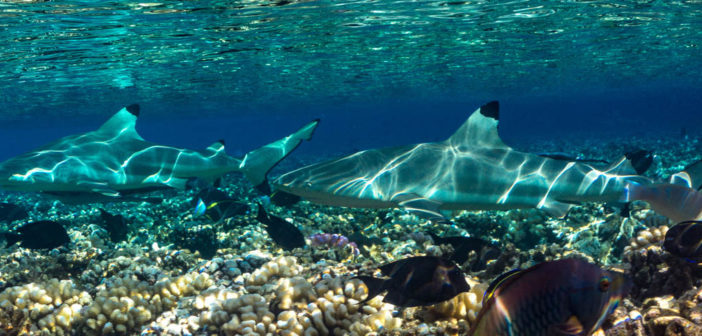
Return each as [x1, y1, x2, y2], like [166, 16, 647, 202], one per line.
[0, 104, 319, 203]
[274, 101, 702, 223]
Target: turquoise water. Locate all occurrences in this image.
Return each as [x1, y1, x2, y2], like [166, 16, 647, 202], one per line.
[0, 0, 701, 162]
[1, 0, 700, 121]
[2, 2, 702, 335]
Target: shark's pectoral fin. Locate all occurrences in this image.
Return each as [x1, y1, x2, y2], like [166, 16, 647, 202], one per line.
[538, 199, 573, 218]
[392, 193, 450, 223]
[77, 181, 121, 197]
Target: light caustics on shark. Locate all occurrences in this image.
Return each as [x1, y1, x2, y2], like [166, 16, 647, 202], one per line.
[274, 101, 702, 223]
[0, 104, 319, 202]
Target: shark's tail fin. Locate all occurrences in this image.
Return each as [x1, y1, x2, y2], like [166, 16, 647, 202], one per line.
[240, 119, 319, 194]
[625, 182, 702, 222]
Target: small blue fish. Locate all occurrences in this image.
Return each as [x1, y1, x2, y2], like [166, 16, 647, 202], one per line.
[469, 259, 630, 336]
[194, 198, 207, 217]
[192, 188, 248, 221]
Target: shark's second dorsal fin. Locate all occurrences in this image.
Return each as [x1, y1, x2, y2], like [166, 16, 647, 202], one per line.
[205, 140, 226, 154]
[96, 104, 143, 140]
[446, 101, 507, 149]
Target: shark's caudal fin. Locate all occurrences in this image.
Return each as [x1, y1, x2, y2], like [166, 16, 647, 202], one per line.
[241, 119, 320, 194]
[96, 104, 144, 141]
[625, 182, 702, 222]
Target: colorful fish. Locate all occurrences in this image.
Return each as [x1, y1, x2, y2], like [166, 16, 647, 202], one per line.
[192, 188, 248, 222]
[469, 259, 630, 336]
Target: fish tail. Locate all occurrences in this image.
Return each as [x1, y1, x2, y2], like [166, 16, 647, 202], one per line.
[625, 182, 702, 222]
[355, 276, 386, 303]
[1, 232, 22, 247]
[256, 202, 269, 224]
[240, 119, 320, 194]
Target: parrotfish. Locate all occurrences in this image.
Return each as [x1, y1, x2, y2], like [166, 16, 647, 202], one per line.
[357, 255, 471, 307]
[664, 220, 702, 263]
[469, 258, 630, 336]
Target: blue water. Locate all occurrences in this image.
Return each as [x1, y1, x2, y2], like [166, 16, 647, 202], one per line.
[1, 0, 701, 160]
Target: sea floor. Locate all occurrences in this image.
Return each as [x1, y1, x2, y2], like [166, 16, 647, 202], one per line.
[0, 134, 701, 336]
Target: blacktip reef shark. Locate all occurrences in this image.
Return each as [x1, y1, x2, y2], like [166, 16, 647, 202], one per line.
[274, 101, 702, 223]
[0, 104, 319, 203]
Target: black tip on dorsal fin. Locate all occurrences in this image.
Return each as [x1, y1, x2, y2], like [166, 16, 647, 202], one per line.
[126, 104, 140, 117]
[217, 139, 225, 146]
[625, 149, 653, 175]
[480, 101, 499, 120]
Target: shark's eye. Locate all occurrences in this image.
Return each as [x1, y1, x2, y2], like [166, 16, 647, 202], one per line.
[599, 276, 611, 292]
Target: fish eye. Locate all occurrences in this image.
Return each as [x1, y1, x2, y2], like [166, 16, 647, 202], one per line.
[599, 276, 611, 292]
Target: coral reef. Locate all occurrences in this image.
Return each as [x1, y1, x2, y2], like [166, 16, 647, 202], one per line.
[0, 279, 91, 335]
[309, 233, 360, 257]
[1, 135, 701, 335]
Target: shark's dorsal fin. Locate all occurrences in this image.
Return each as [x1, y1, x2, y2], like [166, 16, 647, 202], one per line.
[446, 101, 507, 149]
[205, 140, 226, 154]
[96, 104, 143, 140]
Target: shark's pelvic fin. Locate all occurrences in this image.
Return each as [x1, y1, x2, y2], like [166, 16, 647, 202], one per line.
[241, 119, 320, 193]
[96, 104, 144, 141]
[392, 193, 450, 223]
[77, 181, 120, 197]
[538, 199, 573, 218]
[446, 101, 507, 149]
